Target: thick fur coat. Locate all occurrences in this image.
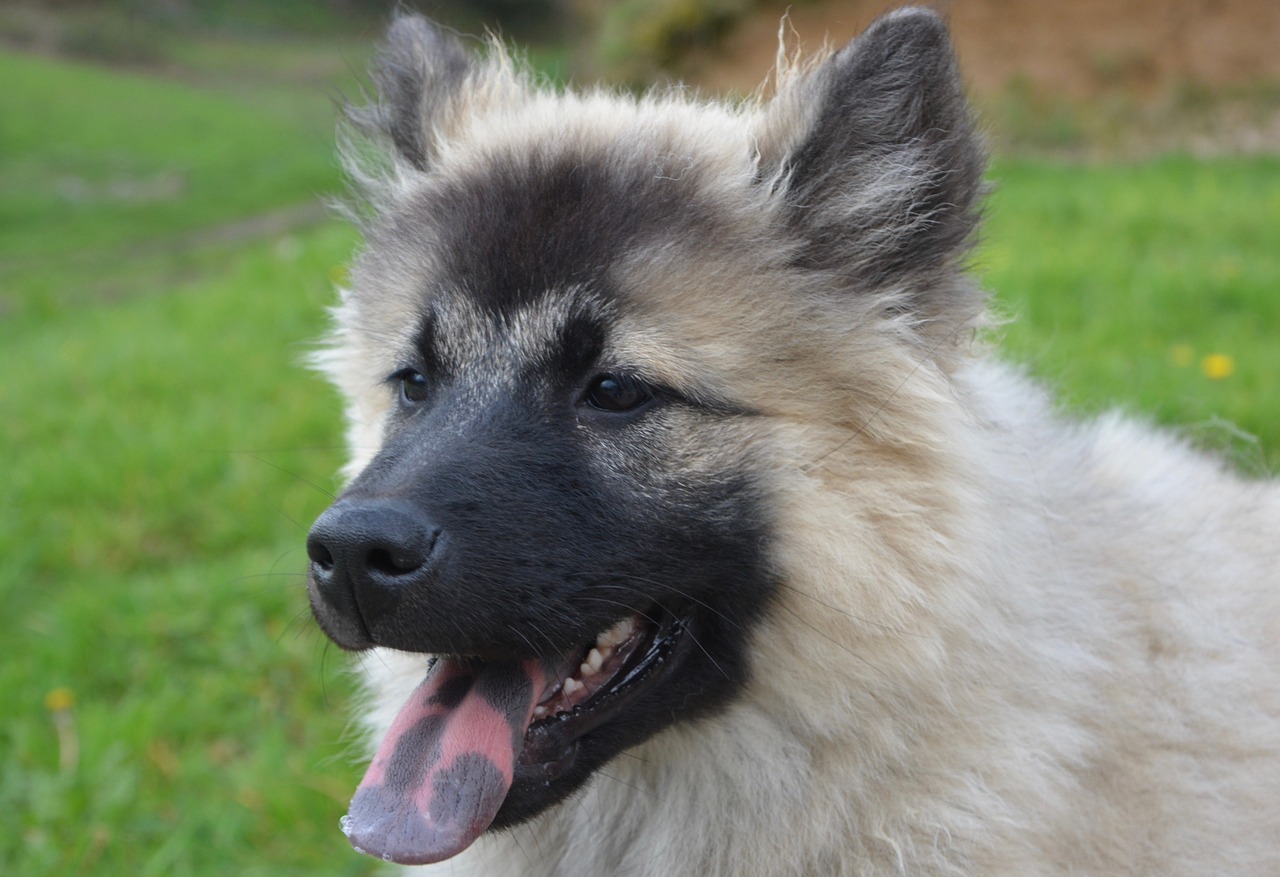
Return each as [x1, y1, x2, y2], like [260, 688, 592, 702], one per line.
[308, 8, 1280, 875]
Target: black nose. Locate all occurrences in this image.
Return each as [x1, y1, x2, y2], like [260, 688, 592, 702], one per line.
[306, 498, 440, 647]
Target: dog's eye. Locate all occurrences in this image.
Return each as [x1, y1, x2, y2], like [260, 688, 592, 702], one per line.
[392, 369, 430, 404]
[584, 373, 652, 413]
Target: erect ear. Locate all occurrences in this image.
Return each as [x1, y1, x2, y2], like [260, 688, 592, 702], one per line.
[756, 8, 985, 302]
[346, 13, 478, 171]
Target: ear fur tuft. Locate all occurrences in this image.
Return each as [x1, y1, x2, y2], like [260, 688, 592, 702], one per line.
[758, 7, 986, 303]
[346, 12, 474, 172]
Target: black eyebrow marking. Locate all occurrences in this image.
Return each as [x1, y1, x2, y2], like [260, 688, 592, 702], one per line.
[412, 309, 448, 377]
[551, 311, 607, 378]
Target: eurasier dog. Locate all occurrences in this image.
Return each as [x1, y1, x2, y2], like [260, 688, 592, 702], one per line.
[305, 8, 1280, 874]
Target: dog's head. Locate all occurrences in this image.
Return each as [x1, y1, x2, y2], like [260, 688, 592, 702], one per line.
[308, 7, 984, 865]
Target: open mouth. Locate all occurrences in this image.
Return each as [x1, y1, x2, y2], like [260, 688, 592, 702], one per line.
[519, 609, 685, 779]
[341, 605, 692, 865]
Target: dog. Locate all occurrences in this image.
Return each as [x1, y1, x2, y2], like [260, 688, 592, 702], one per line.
[305, 8, 1280, 874]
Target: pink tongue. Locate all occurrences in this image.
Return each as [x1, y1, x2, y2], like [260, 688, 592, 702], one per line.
[342, 657, 542, 865]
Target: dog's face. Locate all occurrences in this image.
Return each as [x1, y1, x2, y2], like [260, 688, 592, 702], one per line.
[309, 155, 778, 813]
[308, 7, 984, 865]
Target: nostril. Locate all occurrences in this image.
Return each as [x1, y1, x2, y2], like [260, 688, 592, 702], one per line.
[308, 540, 335, 572]
[305, 499, 444, 652]
[368, 547, 418, 577]
[365, 528, 439, 578]
[306, 501, 441, 640]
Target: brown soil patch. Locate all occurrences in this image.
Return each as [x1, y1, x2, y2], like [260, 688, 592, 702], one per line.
[686, 0, 1280, 99]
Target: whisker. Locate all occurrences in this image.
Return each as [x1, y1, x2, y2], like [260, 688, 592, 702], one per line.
[579, 594, 733, 685]
[651, 597, 732, 683]
[593, 767, 660, 801]
[603, 574, 746, 631]
[806, 319, 969, 470]
[244, 452, 337, 500]
[766, 598, 897, 695]
[775, 582, 923, 637]
[506, 824, 538, 867]
[279, 605, 321, 647]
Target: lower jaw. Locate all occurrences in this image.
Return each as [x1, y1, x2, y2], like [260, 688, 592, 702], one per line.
[491, 611, 699, 826]
[493, 724, 631, 828]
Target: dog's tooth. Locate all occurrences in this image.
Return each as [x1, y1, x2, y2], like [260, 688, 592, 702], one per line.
[563, 677, 583, 696]
[586, 648, 604, 672]
[598, 618, 633, 648]
[533, 705, 549, 719]
[579, 661, 595, 678]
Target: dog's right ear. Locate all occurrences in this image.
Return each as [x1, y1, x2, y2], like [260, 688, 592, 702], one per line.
[347, 13, 481, 172]
[753, 8, 985, 305]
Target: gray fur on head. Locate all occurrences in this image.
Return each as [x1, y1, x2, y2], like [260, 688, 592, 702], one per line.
[340, 7, 986, 345]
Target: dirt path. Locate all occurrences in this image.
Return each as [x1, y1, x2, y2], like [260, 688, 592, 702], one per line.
[0, 201, 334, 316]
[691, 0, 1280, 98]
[131, 201, 332, 260]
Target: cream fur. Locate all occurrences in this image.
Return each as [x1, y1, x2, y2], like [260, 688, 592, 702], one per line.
[319, 11, 1280, 876]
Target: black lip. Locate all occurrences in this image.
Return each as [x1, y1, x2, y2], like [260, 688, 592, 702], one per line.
[514, 608, 690, 784]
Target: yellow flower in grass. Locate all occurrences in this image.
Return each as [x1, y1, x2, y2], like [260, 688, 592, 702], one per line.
[45, 687, 75, 711]
[45, 687, 79, 773]
[1201, 353, 1235, 380]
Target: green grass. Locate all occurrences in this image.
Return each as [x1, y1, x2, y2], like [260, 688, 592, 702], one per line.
[1, 31, 1278, 877]
[1, 42, 377, 877]
[0, 49, 351, 321]
[984, 156, 1280, 472]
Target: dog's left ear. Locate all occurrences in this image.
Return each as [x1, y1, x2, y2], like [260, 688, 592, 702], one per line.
[349, 13, 525, 174]
[756, 8, 985, 305]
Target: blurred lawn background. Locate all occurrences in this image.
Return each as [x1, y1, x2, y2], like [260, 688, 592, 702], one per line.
[2, 1, 1277, 874]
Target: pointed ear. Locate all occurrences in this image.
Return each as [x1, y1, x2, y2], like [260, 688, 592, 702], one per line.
[756, 8, 985, 299]
[347, 13, 475, 171]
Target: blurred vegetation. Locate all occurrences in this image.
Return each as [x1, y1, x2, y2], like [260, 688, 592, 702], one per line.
[976, 76, 1280, 158]
[590, 0, 758, 85]
[0, 0, 570, 66]
[0, 0, 369, 66]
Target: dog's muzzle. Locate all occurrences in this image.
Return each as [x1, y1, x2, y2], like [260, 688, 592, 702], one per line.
[305, 497, 441, 650]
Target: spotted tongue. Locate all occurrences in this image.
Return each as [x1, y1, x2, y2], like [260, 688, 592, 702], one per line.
[342, 657, 542, 865]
